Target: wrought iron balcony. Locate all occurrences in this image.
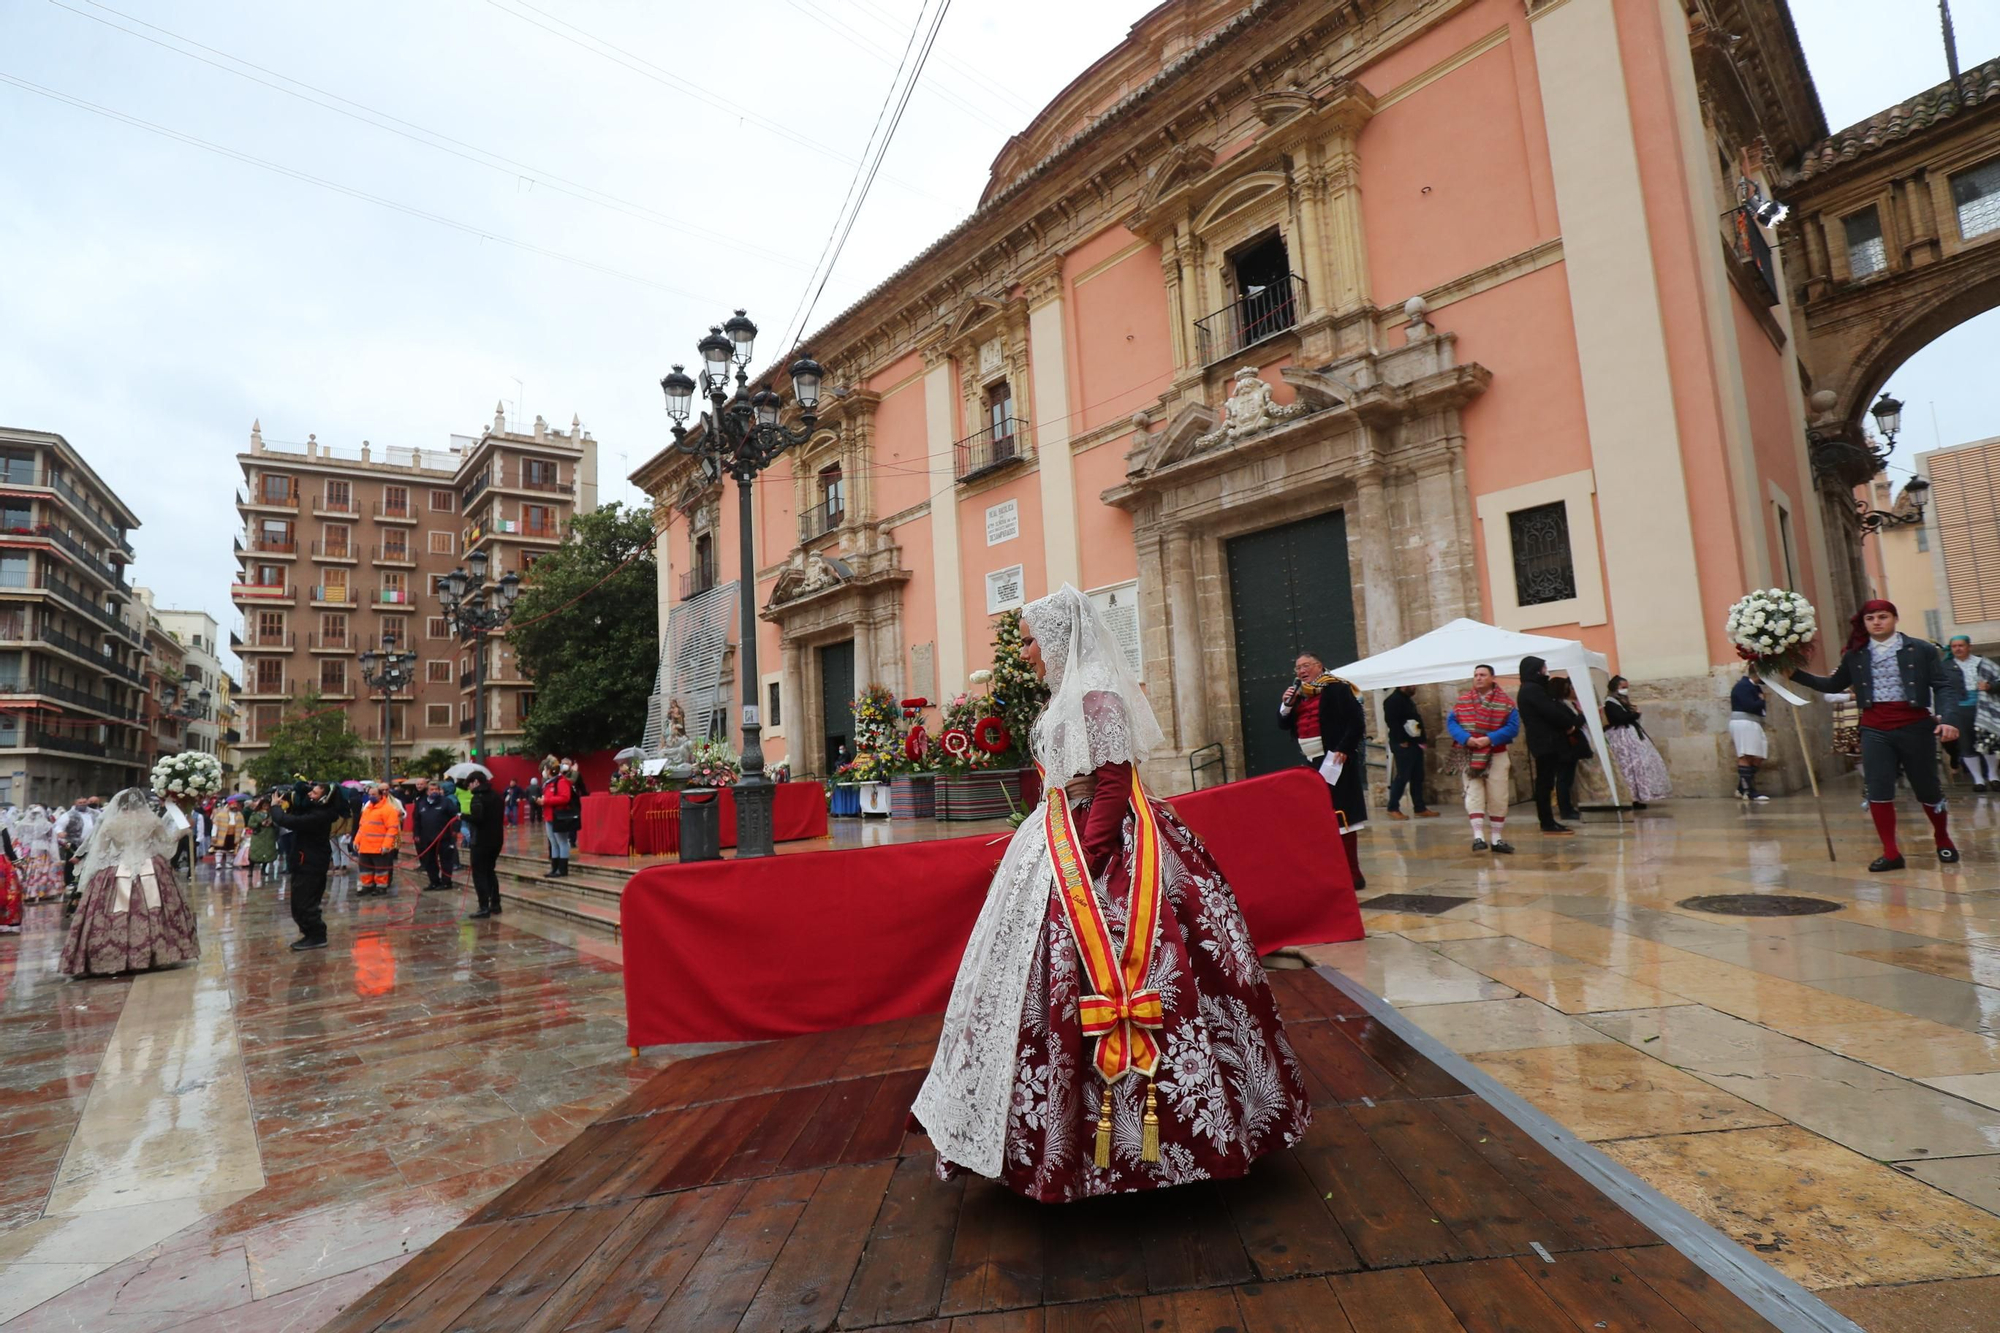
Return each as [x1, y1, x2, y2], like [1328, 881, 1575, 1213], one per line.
[233, 582, 296, 604]
[373, 499, 417, 523]
[519, 474, 573, 495]
[679, 566, 718, 600]
[1194, 272, 1306, 364]
[799, 497, 845, 544]
[29, 728, 107, 757]
[371, 543, 416, 566]
[1723, 207, 1781, 308]
[309, 540, 356, 562]
[250, 535, 298, 556]
[313, 492, 357, 517]
[243, 631, 296, 650]
[954, 417, 1030, 484]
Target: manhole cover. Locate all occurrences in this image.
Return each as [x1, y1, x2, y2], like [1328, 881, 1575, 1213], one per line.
[1677, 894, 1843, 917]
[1359, 893, 1472, 917]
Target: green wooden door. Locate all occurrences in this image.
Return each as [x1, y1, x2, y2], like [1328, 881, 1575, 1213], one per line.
[818, 639, 856, 774]
[1226, 511, 1358, 777]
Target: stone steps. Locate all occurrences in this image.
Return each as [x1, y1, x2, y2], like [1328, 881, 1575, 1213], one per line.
[495, 855, 623, 937]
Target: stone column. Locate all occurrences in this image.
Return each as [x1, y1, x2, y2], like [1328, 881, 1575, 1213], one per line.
[1163, 524, 1205, 752]
[782, 639, 805, 768]
[1319, 84, 1377, 316]
[1353, 467, 1403, 653]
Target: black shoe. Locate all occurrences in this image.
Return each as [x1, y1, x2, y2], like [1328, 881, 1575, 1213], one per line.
[1940, 846, 1961, 864]
[1559, 810, 1582, 822]
[1470, 839, 1488, 852]
[290, 938, 327, 951]
[1352, 873, 1366, 892]
[1541, 824, 1574, 836]
[545, 860, 560, 879]
[469, 907, 493, 919]
[1975, 784, 1989, 793]
[1631, 802, 1648, 810]
[1490, 840, 1515, 854]
[557, 861, 570, 877]
[1868, 854, 1906, 873]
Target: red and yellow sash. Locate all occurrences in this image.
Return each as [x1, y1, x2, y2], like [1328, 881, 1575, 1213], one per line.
[1043, 770, 1165, 1084]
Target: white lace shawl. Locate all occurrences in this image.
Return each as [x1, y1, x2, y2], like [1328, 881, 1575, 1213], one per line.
[1022, 584, 1165, 789]
[74, 788, 177, 892]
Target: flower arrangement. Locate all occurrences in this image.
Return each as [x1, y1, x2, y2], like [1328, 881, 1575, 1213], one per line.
[686, 739, 740, 788]
[899, 697, 934, 768]
[987, 610, 1047, 764]
[935, 690, 1009, 773]
[843, 685, 904, 784]
[1726, 588, 1818, 675]
[151, 751, 224, 800]
[609, 763, 654, 796]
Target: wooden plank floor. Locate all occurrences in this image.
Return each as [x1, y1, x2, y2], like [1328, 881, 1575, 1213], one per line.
[324, 969, 1782, 1332]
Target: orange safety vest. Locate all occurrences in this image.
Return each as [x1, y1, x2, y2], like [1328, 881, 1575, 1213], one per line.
[354, 798, 402, 854]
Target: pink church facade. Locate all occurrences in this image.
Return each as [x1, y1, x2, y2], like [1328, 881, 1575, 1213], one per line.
[635, 0, 1837, 796]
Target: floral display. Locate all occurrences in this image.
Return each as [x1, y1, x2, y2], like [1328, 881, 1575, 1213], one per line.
[839, 686, 903, 784]
[686, 739, 741, 788]
[150, 751, 224, 800]
[988, 610, 1048, 763]
[940, 728, 973, 759]
[1726, 588, 1818, 675]
[973, 715, 1012, 754]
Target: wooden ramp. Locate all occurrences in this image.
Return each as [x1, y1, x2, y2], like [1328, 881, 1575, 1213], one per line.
[323, 969, 1780, 1332]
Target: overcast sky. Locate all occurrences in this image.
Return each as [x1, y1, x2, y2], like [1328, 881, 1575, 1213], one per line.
[2, 0, 1994, 678]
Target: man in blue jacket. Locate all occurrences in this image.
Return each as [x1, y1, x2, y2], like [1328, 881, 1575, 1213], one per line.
[1446, 665, 1522, 854]
[1728, 671, 1771, 802]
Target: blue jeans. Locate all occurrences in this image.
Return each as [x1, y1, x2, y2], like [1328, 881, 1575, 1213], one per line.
[546, 825, 571, 859]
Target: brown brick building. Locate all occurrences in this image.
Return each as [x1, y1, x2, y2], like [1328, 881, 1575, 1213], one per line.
[231, 408, 598, 772]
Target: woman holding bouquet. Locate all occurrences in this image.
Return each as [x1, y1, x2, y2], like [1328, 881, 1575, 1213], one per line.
[60, 788, 198, 977]
[1787, 600, 1963, 871]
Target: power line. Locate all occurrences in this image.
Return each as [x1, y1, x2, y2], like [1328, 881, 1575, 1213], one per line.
[55, 0, 809, 272]
[780, 0, 955, 361]
[478, 0, 963, 212]
[845, 0, 1038, 116]
[0, 72, 725, 303]
[781, 0, 1016, 136]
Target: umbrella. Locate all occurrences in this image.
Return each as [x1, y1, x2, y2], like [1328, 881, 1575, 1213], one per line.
[613, 746, 647, 764]
[445, 761, 492, 781]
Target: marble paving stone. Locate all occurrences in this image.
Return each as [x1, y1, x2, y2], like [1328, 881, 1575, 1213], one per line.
[1928, 1073, 2000, 1113]
[1901, 1156, 2000, 1218]
[1377, 919, 1503, 942]
[1636, 962, 1906, 1029]
[1478, 962, 1693, 1014]
[1820, 1275, 2000, 1333]
[1301, 936, 1519, 1006]
[1433, 936, 1581, 971]
[1470, 1042, 1786, 1141]
[0, 1262, 118, 1326]
[1394, 997, 1617, 1055]
[1782, 1019, 2000, 1080]
[1855, 943, 2000, 987]
[1810, 970, 2000, 1035]
[1600, 1125, 2000, 1290]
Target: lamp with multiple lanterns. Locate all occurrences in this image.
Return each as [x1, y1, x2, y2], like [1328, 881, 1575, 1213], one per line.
[1850, 391, 1932, 534]
[357, 634, 417, 783]
[437, 548, 522, 763]
[660, 310, 825, 858]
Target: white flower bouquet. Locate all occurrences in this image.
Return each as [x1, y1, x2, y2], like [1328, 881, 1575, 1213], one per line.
[150, 751, 224, 800]
[1725, 588, 1818, 675]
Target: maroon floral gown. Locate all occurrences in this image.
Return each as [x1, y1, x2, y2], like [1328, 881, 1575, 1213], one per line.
[936, 761, 1312, 1203]
[59, 854, 199, 978]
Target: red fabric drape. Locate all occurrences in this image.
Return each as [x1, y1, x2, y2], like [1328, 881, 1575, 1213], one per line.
[576, 794, 632, 855]
[623, 768, 1362, 1046]
[578, 786, 831, 856]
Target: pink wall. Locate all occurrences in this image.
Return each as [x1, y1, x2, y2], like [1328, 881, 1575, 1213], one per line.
[958, 471, 1046, 673]
[867, 357, 931, 519]
[1067, 230, 1176, 434]
[1074, 439, 1139, 592]
[894, 511, 937, 692]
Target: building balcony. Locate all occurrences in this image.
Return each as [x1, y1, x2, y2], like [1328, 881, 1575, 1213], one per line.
[47, 472, 136, 559]
[312, 493, 359, 518]
[237, 486, 301, 513]
[36, 577, 143, 646]
[461, 474, 491, 510]
[953, 418, 1030, 485]
[371, 588, 415, 606]
[309, 586, 355, 608]
[373, 500, 417, 524]
[0, 523, 121, 587]
[679, 566, 718, 600]
[1722, 205, 1781, 308]
[309, 540, 357, 563]
[241, 631, 296, 651]
[232, 582, 296, 605]
[371, 544, 416, 567]
[799, 498, 845, 544]
[239, 679, 293, 700]
[27, 728, 107, 758]
[1193, 271, 1305, 365]
[306, 631, 350, 653]
[458, 717, 474, 735]
[17, 677, 141, 722]
[247, 536, 298, 558]
[314, 686, 356, 701]
[518, 475, 574, 496]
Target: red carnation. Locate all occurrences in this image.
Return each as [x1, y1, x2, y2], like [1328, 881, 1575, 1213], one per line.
[941, 728, 972, 757]
[973, 715, 1011, 754]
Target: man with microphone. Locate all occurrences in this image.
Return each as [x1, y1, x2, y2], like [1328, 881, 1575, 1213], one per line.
[1278, 652, 1369, 890]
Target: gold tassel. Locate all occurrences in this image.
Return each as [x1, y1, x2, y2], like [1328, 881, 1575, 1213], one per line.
[1141, 1085, 1160, 1163]
[1093, 1087, 1113, 1169]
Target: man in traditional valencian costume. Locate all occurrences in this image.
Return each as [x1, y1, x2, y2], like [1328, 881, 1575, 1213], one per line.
[1787, 599, 1963, 871]
[913, 586, 1311, 1202]
[1446, 665, 1521, 854]
[1277, 654, 1368, 889]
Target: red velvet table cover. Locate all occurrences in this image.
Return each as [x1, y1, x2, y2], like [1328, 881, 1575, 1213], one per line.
[620, 784, 832, 856]
[576, 795, 632, 856]
[624, 768, 1363, 1046]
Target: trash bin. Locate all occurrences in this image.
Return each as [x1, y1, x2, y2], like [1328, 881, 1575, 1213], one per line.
[679, 788, 722, 862]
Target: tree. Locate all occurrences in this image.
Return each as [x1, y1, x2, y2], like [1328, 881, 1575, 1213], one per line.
[245, 690, 369, 790]
[507, 502, 658, 755]
[407, 746, 458, 779]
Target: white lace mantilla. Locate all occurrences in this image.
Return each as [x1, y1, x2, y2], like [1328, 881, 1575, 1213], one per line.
[910, 810, 1053, 1178]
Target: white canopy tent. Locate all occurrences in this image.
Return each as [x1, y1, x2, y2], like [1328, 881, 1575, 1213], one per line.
[1330, 618, 1622, 807]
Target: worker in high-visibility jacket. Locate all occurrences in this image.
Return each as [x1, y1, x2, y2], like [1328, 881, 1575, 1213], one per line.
[354, 783, 403, 897]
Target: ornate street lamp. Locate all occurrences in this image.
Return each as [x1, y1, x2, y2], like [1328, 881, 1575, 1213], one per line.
[358, 633, 417, 782]
[169, 686, 212, 722]
[1857, 475, 1930, 535]
[437, 547, 521, 763]
[660, 309, 825, 858]
[1869, 390, 1904, 444]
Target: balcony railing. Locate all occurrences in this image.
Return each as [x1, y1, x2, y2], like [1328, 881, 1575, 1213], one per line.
[372, 588, 414, 605]
[243, 631, 296, 650]
[458, 717, 475, 735]
[309, 540, 356, 561]
[799, 497, 845, 544]
[249, 536, 298, 555]
[373, 500, 416, 522]
[1724, 206, 1781, 307]
[243, 677, 293, 697]
[26, 676, 139, 721]
[679, 566, 718, 600]
[313, 492, 358, 516]
[306, 631, 349, 651]
[371, 544, 415, 565]
[461, 473, 491, 510]
[241, 485, 300, 510]
[310, 586, 355, 606]
[233, 582, 295, 603]
[0, 523, 121, 585]
[520, 474, 573, 495]
[37, 577, 142, 645]
[953, 416, 1029, 484]
[48, 472, 136, 559]
[1193, 271, 1305, 364]
[29, 728, 107, 758]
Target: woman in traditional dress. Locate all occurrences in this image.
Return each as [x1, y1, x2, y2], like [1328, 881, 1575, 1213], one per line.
[59, 788, 198, 978]
[18, 806, 60, 902]
[1602, 676, 1672, 808]
[0, 836, 21, 933]
[913, 585, 1311, 1203]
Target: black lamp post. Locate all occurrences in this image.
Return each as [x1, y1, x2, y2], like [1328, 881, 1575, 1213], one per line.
[358, 633, 417, 783]
[1852, 391, 1932, 534]
[661, 309, 825, 858]
[437, 548, 521, 763]
[169, 686, 212, 722]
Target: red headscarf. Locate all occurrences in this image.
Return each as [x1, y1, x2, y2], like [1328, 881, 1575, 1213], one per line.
[1845, 598, 1897, 654]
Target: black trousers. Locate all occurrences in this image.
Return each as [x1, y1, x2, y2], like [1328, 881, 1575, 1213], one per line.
[472, 849, 502, 912]
[1861, 724, 1943, 805]
[1387, 744, 1428, 812]
[418, 843, 451, 885]
[1530, 752, 1561, 827]
[1555, 754, 1581, 816]
[292, 864, 328, 943]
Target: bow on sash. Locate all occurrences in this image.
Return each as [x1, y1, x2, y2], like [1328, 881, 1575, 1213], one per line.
[1043, 769, 1167, 1084]
[112, 864, 161, 915]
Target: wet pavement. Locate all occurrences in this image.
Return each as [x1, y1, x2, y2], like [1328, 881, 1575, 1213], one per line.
[0, 787, 1996, 1329]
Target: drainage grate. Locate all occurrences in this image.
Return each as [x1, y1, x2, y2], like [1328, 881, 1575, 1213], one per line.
[1677, 894, 1844, 917]
[1360, 893, 1474, 917]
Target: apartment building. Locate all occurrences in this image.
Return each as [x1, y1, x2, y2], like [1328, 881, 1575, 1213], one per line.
[0, 427, 149, 805]
[154, 608, 226, 761]
[231, 409, 596, 768]
[1917, 434, 2000, 653]
[140, 604, 187, 769]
